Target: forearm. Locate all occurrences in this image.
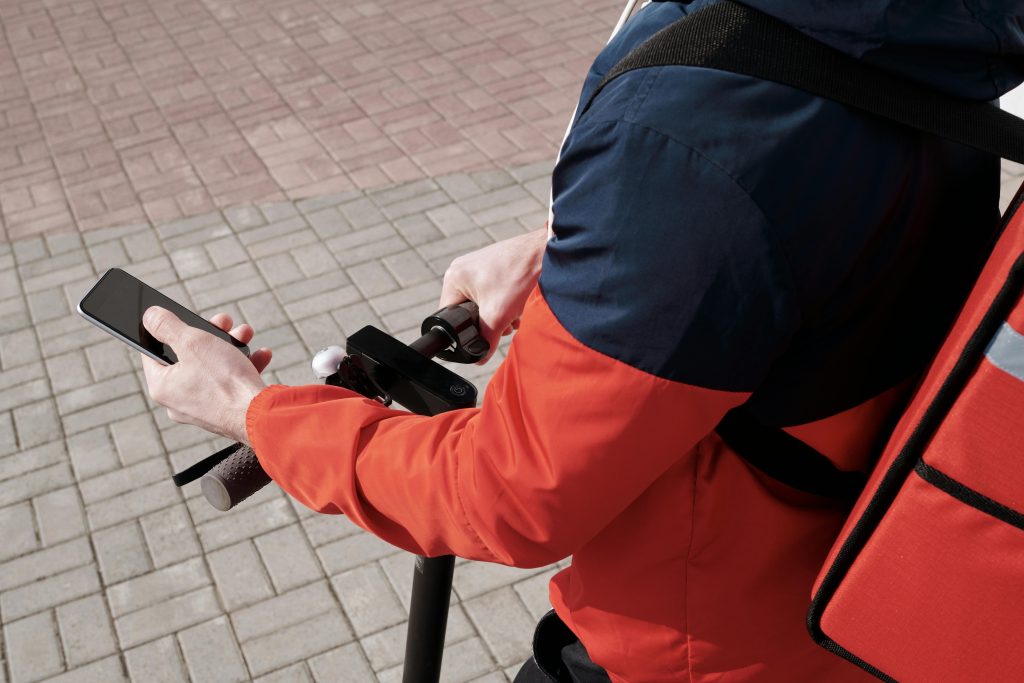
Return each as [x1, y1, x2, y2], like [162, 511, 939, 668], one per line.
[247, 289, 746, 567]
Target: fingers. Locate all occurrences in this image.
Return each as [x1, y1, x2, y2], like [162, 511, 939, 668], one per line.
[229, 324, 254, 345]
[143, 307, 189, 345]
[250, 347, 272, 374]
[209, 313, 233, 332]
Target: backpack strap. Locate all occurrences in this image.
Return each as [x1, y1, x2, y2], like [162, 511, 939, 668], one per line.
[580, 0, 1024, 163]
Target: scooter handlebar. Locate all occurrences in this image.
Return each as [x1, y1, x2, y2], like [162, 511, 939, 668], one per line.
[200, 444, 270, 512]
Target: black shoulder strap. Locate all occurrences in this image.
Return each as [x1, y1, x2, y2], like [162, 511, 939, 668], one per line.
[581, 0, 1024, 163]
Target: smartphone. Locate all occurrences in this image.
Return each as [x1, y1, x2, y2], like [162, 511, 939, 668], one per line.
[78, 268, 250, 365]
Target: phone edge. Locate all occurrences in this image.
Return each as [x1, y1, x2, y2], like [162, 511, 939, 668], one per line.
[76, 301, 172, 366]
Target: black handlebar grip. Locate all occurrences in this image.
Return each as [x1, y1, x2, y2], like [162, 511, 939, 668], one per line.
[200, 445, 271, 511]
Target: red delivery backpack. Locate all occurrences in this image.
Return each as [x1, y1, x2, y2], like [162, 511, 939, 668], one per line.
[587, 2, 1024, 680]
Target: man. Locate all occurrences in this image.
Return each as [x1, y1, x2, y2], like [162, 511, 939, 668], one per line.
[142, 1, 1023, 680]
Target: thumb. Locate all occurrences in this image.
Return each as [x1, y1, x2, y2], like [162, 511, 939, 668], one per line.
[143, 306, 187, 345]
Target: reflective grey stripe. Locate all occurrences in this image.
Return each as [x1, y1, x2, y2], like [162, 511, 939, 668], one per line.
[984, 322, 1024, 381]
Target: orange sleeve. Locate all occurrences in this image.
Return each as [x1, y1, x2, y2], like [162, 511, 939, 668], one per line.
[247, 289, 747, 567]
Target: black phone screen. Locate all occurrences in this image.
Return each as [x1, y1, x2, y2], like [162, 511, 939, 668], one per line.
[79, 268, 250, 364]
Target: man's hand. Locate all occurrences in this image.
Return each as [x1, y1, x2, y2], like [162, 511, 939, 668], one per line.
[439, 227, 548, 363]
[141, 307, 272, 444]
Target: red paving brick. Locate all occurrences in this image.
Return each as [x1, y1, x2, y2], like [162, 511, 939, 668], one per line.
[0, 0, 621, 241]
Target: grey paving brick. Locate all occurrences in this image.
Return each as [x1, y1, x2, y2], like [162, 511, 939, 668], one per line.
[0, 295, 30, 333]
[32, 486, 86, 547]
[512, 568, 557, 621]
[196, 496, 295, 552]
[292, 242, 342, 278]
[155, 214, 225, 241]
[207, 541, 274, 611]
[471, 169, 517, 193]
[393, 214, 444, 246]
[307, 642, 375, 683]
[56, 595, 117, 668]
[61, 394, 148, 436]
[94, 521, 152, 585]
[416, 228, 492, 263]
[0, 269, 17, 302]
[48, 656, 127, 683]
[188, 263, 267, 310]
[204, 235, 248, 269]
[169, 246, 215, 280]
[282, 284, 362, 320]
[453, 562, 547, 602]
[463, 587, 535, 667]
[255, 252, 304, 287]
[337, 197, 386, 230]
[45, 231, 85, 256]
[0, 328, 40, 369]
[275, 270, 350, 304]
[440, 636, 499, 683]
[292, 313, 344, 351]
[299, 510, 364, 547]
[241, 610, 352, 677]
[108, 413, 161, 465]
[0, 502, 38, 562]
[324, 222, 394, 254]
[66, 427, 120, 481]
[107, 556, 209, 618]
[139, 504, 201, 569]
[56, 374, 137, 416]
[0, 412, 16, 457]
[26, 287, 71, 324]
[509, 160, 553, 184]
[260, 203, 300, 224]
[4, 611, 63, 682]
[472, 197, 544, 228]
[82, 222, 147, 246]
[369, 280, 438, 316]
[11, 237, 46, 265]
[0, 537, 93, 593]
[224, 206, 267, 231]
[79, 457, 168, 505]
[17, 249, 90, 280]
[122, 231, 163, 261]
[253, 523, 323, 593]
[88, 239, 129, 272]
[114, 585, 221, 649]
[232, 581, 338, 643]
[381, 250, 436, 287]
[248, 228, 320, 260]
[237, 216, 307, 248]
[121, 256, 177, 290]
[427, 203, 476, 236]
[459, 186, 530, 216]
[255, 662, 312, 682]
[0, 463, 74, 508]
[237, 291, 290, 332]
[317, 531, 399, 576]
[12, 397, 59, 450]
[0, 376, 48, 413]
[360, 606, 474, 672]
[83, 340, 133, 381]
[304, 207, 350, 240]
[124, 637, 187, 683]
[177, 616, 249, 683]
[369, 179, 439, 210]
[1, 564, 100, 622]
[485, 219, 530, 242]
[85, 479, 180, 531]
[0, 359, 46, 394]
[296, 192, 361, 214]
[331, 563, 405, 636]
[21, 262, 95, 296]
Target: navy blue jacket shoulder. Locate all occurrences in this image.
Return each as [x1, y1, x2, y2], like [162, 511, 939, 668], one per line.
[540, 0, 1017, 424]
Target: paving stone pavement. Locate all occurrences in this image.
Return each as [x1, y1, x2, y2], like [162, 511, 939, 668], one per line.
[0, 160, 576, 683]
